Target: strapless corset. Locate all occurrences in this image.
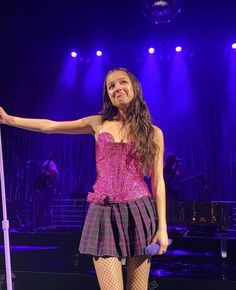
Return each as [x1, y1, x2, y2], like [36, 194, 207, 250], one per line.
[87, 132, 151, 204]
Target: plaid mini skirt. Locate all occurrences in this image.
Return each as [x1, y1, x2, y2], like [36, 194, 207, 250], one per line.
[79, 195, 157, 257]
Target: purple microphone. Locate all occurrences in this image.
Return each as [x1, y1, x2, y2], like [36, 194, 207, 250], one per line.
[144, 239, 172, 256]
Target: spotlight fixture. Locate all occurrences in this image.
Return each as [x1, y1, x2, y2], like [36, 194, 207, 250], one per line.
[71, 51, 78, 58]
[148, 47, 155, 54]
[232, 43, 236, 49]
[96, 50, 103, 56]
[175, 46, 182, 52]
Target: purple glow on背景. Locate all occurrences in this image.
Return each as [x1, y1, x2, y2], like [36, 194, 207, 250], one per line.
[148, 47, 155, 54]
[175, 46, 182, 52]
[71, 51, 77, 58]
[232, 43, 236, 49]
[96, 50, 103, 56]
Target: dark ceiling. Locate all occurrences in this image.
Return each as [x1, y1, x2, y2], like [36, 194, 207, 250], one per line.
[0, 0, 236, 64]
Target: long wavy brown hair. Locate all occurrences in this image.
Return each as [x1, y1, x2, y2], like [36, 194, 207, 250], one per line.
[100, 67, 159, 176]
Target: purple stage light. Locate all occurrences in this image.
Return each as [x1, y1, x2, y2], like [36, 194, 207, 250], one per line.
[71, 51, 77, 58]
[175, 46, 182, 52]
[96, 50, 103, 56]
[148, 47, 155, 54]
[232, 43, 236, 49]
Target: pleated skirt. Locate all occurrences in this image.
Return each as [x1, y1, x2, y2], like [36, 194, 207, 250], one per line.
[79, 195, 157, 257]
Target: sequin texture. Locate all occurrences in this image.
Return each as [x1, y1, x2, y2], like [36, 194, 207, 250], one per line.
[87, 132, 151, 204]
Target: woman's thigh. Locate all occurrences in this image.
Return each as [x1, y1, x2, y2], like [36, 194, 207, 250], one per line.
[93, 256, 124, 290]
[126, 255, 152, 290]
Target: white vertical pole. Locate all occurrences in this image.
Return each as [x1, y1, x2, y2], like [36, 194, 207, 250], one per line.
[0, 126, 13, 290]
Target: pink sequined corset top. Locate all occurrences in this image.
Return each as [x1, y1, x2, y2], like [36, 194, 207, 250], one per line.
[87, 132, 151, 204]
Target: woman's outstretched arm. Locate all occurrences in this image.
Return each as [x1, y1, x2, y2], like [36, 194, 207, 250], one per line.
[0, 107, 102, 135]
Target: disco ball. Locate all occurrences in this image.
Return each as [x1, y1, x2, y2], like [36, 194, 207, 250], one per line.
[142, 0, 183, 24]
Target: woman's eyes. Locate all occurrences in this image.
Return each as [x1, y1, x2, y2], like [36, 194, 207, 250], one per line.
[109, 80, 128, 90]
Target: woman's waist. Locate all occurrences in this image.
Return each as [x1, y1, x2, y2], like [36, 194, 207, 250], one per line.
[87, 187, 151, 204]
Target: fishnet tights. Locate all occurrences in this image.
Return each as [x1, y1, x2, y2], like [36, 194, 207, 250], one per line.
[126, 256, 151, 290]
[93, 257, 124, 290]
[93, 256, 151, 290]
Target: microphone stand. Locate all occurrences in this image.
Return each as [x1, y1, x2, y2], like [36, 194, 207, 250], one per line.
[0, 126, 13, 290]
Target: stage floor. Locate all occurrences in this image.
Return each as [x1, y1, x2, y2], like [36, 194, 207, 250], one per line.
[0, 228, 236, 289]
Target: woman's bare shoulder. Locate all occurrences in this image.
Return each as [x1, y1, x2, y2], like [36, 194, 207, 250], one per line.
[85, 115, 103, 131]
[152, 125, 163, 135]
[152, 125, 164, 146]
[86, 115, 102, 123]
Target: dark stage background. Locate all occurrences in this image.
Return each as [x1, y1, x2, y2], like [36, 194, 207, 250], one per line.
[0, 0, 235, 202]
